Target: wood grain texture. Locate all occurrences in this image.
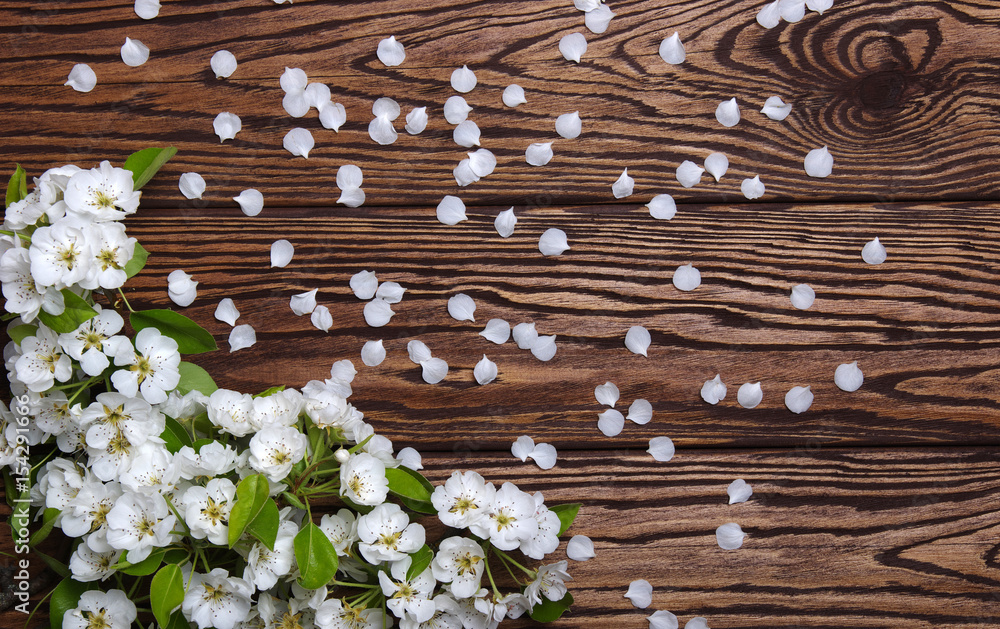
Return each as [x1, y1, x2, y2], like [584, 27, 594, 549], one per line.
[3, 448, 999, 628]
[2, 1, 1000, 206]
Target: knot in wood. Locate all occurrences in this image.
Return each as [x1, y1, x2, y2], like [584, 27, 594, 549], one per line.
[857, 71, 907, 109]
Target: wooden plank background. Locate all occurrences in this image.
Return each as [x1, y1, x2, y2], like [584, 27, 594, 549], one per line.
[2, 0, 999, 627]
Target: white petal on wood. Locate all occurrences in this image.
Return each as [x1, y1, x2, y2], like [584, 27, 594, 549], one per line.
[404, 107, 428, 134]
[304, 83, 331, 109]
[700, 374, 727, 405]
[233, 189, 263, 216]
[396, 447, 422, 470]
[363, 298, 395, 327]
[502, 84, 526, 107]
[468, 148, 497, 178]
[494, 207, 517, 238]
[361, 340, 386, 367]
[804, 145, 833, 177]
[595, 382, 620, 407]
[134, 0, 160, 20]
[559, 32, 588, 63]
[528, 443, 557, 470]
[368, 114, 398, 145]
[862, 237, 887, 264]
[574, 0, 603, 10]
[448, 293, 477, 322]
[375, 282, 406, 304]
[436, 195, 468, 225]
[283, 127, 315, 158]
[474, 355, 498, 385]
[566, 535, 595, 561]
[270, 239, 294, 268]
[647, 194, 677, 220]
[319, 102, 347, 131]
[337, 187, 365, 208]
[716, 522, 746, 549]
[612, 168, 635, 199]
[453, 159, 480, 187]
[761, 95, 792, 120]
[625, 325, 651, 356]
[450, 65, 477, 93]
[704, 152, 729, 181]
[214, 298, 240, 326]
[647, 436, 675, 462]
[584, 4, 615, 33]
[350, 270, 378, 300]
[407, 340, 433, 364]
[727, 479, 753, 504]
[420, 357, 449, 384]
[647, 610, 679, 629]
[290, 288, 318, 316]
[530, 335, 558, 361]
[626, 399, 653, 425]
[658, 32, 685, 64]
[806, 0, 834, 14]
[511, 435, 534, 462]
[376, 35, 406, 67]
[780, 0, 807, 22]
[737, 382, 763, 409]
[672, 264, 701, 291]
[676, 160, 704, 188]
[784, 385, 814, 413]
[741, 175, 765, 199]
[715, 98, 741, 127]
[213, 112, 241, 142]
[539, 228, 570, 256]
[512, 322, 538, 349]
[444, 95, 472, 124]
[211, 50, 238, 78]
[65, 64, 97, 92]
[526, 142, 554, 166]
[624, 580, 653, 609]
[337, 164, 364, 190]
[311, 305, 333, 332]
[280, 67, 308, 93]
[283, 90, 310, 118]
[598, 409, 625, 436]
[556, 111, 582, 139]
[686, 618, 710, 629]
[372, 97, 401, 121]
[121, 37, 150, 67]
[453, 120, 481, 147]
[835, 361, 864, 392]
[228, 324, 256, 352]
[790, 283, 815, 310]
[178, 172, 206, 200]
[480, 319, 511, 344]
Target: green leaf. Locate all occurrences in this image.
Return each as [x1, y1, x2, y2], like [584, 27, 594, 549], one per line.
[8, 324, 37, 345]
[6, 164, 27, 208]
[49, 577, 93, 629]
[397, 495, 436, 515]
[37, 289, 98, 334]
[191, 438, 216, 453]
[130, 309, 217, 354]
[28, 508, 60, 547]
[123, 146, 177, 190]
[529, 592, 573, 623]
[549, 503, 582, 537]
[151, 564, 185, 629]
[119, 548, 165, 576]
[281, 491, 307, 511]
[228, 474, 270, 547]
[405, 544, 433, 581]
[176, 361, 218, 396]
[384, 466, 433, 503]
[159, 416, 194, 454]
[254, 385, 286, 398]
[35, 547, 70, 578]
[294, 522, 338, 589]
[124, 242, 149, 278]
[245, 498, 280, 551]
[163, 549, 189, 564]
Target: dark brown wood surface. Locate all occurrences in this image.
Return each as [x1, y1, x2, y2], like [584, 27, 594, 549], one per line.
[1, 0, 999, 627]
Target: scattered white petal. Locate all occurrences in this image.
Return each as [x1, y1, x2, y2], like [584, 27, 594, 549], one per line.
[280, 67, 308, 93]
[512, 436, 535, 462]
[835, 361, 864, 392]
[780, 0, 806, 22]
[737, 382, 763, 409]
[530, 335, 558, 361]
[716, 522, 746, 550]
[676, 160, 704, 188]
[806, 0, 834, 14]
[627, 399, 653, 425]
[375, 282, 406, 304]
[566, 535, 595, 561]
[474, 355, 498, 385]
[420, 357, 449, 384]
[211, 50, 237, 78]
[350, 270, 378, 300]
[526, 142, 554, 166]
[559, 33, 588, 63]
[598, 409, 625, 436]
[494, 208, 517, 238]
[761, 95, 792, 121]
[704, 152, 729, 182]
[121, 37, 149, 67]
[311, 305, 333, 332]
[862, 237, 887, 264]
[672, 264, 701, 291]
[233, 189, 263, 216]
[363, 298, 395, 327]
[741, 176, 765, 200]
[539, 228, 570, 256]
[404, 107, 428, 134]
[727, 479, 753, 505]
[290, 289, 318, 316]
[625, 325, 651, 356]
[178, 172, 206, 200]
[453, 159, 480, 187]
[512, 322, 538, 349]
[396, 447, 422, 470]
[574, 0, 603, 10]
[647, 194, 677, 220]
[701, 374, 727, 405]
[647, 436, 675, 462]
[448, 293, 477, 322]
[612, 168, 635, 199]
[686, 618, 710, 629]
[65, 64, 97, 93]
[361, 340, 386, 367]
[453, 120, 481, 147]
[556, 111, 582, 139]
[595, 381, 620, 407]
[480, 319, 511, 344]
[784, 385, 814, 414]
[436, 195, 467, 225]
[337, 164, 364, 190]
[658, 32, 686, 64]
[625, 580, 653, 609]
[337, 187, 365, 208]
[804, 145, 833, 177]
[372, 97, 400, 121]
[450, 65, 477, 93]
[790, 284, 815, 310]
[715, 98, 740, 127]
[376, 35, 406, 67]
[304, 83, 333, 111]
[282, 90, 310, 118]
[444, 96, 472, 124]
[584, 4, 615, 33]
[229, 324, 256, 352]
[503, 84, 526, 107]
[270, 239, 294, 268]
[319, 102, 347, 131]
[368, 114, 397, 145]
[283, 127, 314, 158]
[134, 0, 160, 20]
[647, 610, 678, 629]
[529, 443, 557, 470]
[407, 340, 433, 365]
[468, 148, 497, 178]
[214, 298, 240, 326]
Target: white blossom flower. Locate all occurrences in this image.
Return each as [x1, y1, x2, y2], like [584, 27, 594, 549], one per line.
[58, 305, 125, 376]
[63, 589, 136, 629]
[183, 477, 237, 545]
[340, 452, 389, 506]
[519, 492, 560, 560]
[315, 599, 386, 629]
[60, 478, 122, 544]
[182, 568, 254, 629]
[34, 457, 88, 512]
[28, 219, 92, 288]
[119, 440, 180, 495]
[431, 470, 496, 530]
[380, 555, 437, 622]
[63, 161, 139, 222]
[319, 509, 359, 555]
[0, 248, 60, 323]
[432, 536, 485, 599]
[104, 490, 175, 562]
[69, 544, 121, 582]
[175, 441, 239, 480]
[110, 326, 181, 404]
[14, 326, 73, 392]
[470, 482, 538, 551]
[244, 520, 297, 590]
[248, 424, 308, 482]
[357, 503, 426, 563]
[524, 561, 572, 607]
[206, 389, 256, 437]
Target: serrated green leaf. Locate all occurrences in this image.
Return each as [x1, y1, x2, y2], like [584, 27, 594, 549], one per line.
[160, 416, 194, 454]
[8, 324, 37, 345]
[6, 164, 27, 208]
[549, 503, 582, 537]
[294, 522, 338, 589]
[49, 577, 93, 629]
[119, 548, 165, 576]
[405, 544, 433, 581]
[529, 592, 573, 623]
[385, 466, 433, 503]
[124, 242, 149, 278]
[123, 146, 177, 190]
[28, 508, 60, 547]
[176, 361, 217, 396]
[245, 498, 280, 551]
[151, 564, 185, 628]
[130, 309, 217, 354]
[36, 289, 98, 334]
[228, 474, 271, 547]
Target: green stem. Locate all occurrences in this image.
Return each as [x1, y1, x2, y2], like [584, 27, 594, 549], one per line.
[65, 375, 103, 405]
[494, 549, 536, 577]
[483, 555, 500, 597]
[117, 288, 134, 312]
[166, 499, 192, 537]
[0, 229, 31, 242]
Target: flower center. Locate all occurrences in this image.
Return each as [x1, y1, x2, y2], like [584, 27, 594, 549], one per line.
[90, 503, 111, 532]
[456, 552, 481, 575]
[82, 331, 104, 350]
[202, 497, 227, 526]
[98, 248, 121, 271]
[378, 531, 401, 549]
[131, 355, 153, 382]
[59, 244, 80, 269]
[277, 612, 304, 629]
[136, 516, 157, 538]
[450, 496, 476, 515]
[494, 511, 514, 530]
[93, 190, 116, 209]
[83, 609, 111, 629]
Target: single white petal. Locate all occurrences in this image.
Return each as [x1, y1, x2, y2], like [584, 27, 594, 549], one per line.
[737, 382, 763, 409]
[214, 298, 240, 326]
[559, 33, 588, 63]
[598, 409, 625, 436]
[229, 324, 256, 352]
[404, 107, 428, 134]
[741, 175, 765, 199]
[625, 580, 653, 609]
[700, 374, 727, 405]
[612, 168, 635, 199]
[727, 479, 753, 505]
[283, 127, 315, 158]
[627, 399, 653, 425]
[647, 436, 675, 462]
[574, 0, 603, 10]
[526, 142, 554, 166]
[337, 187, 366, 208]
[350, 270, 378, 300]
[780, 0, 807, 22]
[757, 0, 781, 27]
[280, 67, 308, 93]
[178, 172, 206, 200]
[420, 357, 449, 384]
[556, 111, 582, 139]
[121, 37, 150, 67]
[715, 98, 740, 127]
[495, 207, 517, 238]
[290, 288, 318, 316]
[65, 64, 97, 93]
[364, 298, 395, 327]
[407, 340, 433, 364]
[584, 4, 615, 33]
[804, 145, 833, 177]
[319, 102, 347, 131]
[862, 237, 887, 264]
[134, 0, 160, 20]
[372, 97, 400, 121]
[658, 32, 685, 64]
[676, 160, 704, 188]
[790, 284, 815, 310]
[761, 95, 791, 121]
[305, 83, 332, 110]
[337, 164, 364, 190]
[566, 535, 595, 561]
[625, 325, 651, 356]
[806, 0, 834, 14]
[468, 148, 497, 178]
[448, 293, 477, 322]
[453, 120, 481, 147]
[647, 194, 677, 220]
[686, 618, 710, 629]
[672, 264, 701, 291]
[283, 90, 311, 118]
[474, 355, 498, 385]
[210, 50, 237, 78]
[376, 35, 406, 67]
[784, 385, 814, 414]
[368, 114, 397, 145]
[375, 282, 406, 304]
[704, 152, 728, 182]
[834, 361, 864, 392]
[311, 305, 333, 332]
[647, 610, 678, 629]
[444, 96, 472, 124]
[450, 65, 477, 93]
[270, 239, 294, 268]
[595, 381, 620, 407]
[529, 442, 557, 470]
[539, 228, 570, 256]
[480, 319, 511, 344]
[436, 195, 467, 225]
[233, 189, 263, 216]
[512, 322, 538, 349]
[716, 522, 746, 550]
[511, 436, 535, 462]
[396, 447, 422, 470]
[502, 84, 526, 107]
[453, 159, 480, 187]
[530, 334, 557, 361]
[361, 340, 386, 367]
